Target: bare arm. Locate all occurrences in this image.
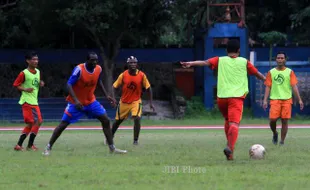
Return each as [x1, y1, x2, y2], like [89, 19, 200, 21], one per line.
[99, 80, 109, 98]
[180, 60, 210, 68]
[292, 85, 304, 110]
[255, 71, 266, 81]
[263, 86, 270, 110]
[67, 84, 79, 104]
[146, 87, 155, 112]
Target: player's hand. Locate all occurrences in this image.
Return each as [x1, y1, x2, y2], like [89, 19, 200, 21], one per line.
[75, 101, 83, 110]
[150, 104, 155, 112]
[24, 88, 34, 93]
[180, 61, 191, 68]
[299, 100, 304, 110]
[40, 80, 45, 87]
[262, 100, 268, 111]
[107, 96, 117, 108]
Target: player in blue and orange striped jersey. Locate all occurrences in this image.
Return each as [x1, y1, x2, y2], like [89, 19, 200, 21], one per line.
[43, 52, 127, 155]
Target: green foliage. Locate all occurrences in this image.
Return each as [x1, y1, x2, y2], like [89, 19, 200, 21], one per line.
[258, 31, 287, 66]
[184, 96, 221, 119]
[258, 31, 287, 45]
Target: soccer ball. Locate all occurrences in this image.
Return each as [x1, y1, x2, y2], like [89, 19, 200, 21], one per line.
[249, 144, 266, 160]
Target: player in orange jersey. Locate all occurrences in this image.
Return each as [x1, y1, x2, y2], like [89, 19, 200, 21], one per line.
[181, 40, 266, 160]
[43, 52, 127, 155]
[263, 51, 303, 145]
[111, 56, 155, 145]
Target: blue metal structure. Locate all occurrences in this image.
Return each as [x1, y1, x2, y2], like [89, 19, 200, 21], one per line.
[202, 23, 249, 109]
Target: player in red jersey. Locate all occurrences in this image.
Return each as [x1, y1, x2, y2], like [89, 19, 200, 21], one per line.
[181, 40, 266, 160]
[13, 52, 45, 151]
[43, 52, 127, 155]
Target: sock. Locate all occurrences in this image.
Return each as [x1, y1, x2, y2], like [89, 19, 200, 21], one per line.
[109, 144, 115, 151]
[17, 127, 31, 146]
[111, 122, 120, 137]
[28, 125, 40, 147]
[270, 120, 277, 134]
[133, 118, 141, 142]
[227, 124, 239, 152]
[224, 120, 229, 141]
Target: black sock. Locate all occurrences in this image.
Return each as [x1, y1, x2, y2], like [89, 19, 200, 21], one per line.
[134, 119, 141, 142]
[28, 133, 36, 147]
[17, 134, 27, 146]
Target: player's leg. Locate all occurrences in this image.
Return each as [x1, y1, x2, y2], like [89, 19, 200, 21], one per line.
[279, 104, 292, 145]
[27, 105, 43, 151]
[14, 103, 34, 151]
[280, 119, 288, 145]
[269, 103, 281, 145]
[43, 103, 81, 156]
[217, 98, 229, 142]
[131, 102, 142, 145]
[111, 103, 127, 138]
[47, 121, 70, 149]
[224, 98, 244, 160]
[88, 101, 127, 153]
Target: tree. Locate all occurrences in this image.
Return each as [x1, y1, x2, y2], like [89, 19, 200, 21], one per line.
[258, 31, 287, 67]
[57, 0, 173, 95]
[288, 0, 310, 44]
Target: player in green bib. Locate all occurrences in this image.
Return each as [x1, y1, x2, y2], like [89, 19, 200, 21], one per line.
[181, 39, 266, 160]
[13, 52, 45, 151]
[263, 51, 303, 145]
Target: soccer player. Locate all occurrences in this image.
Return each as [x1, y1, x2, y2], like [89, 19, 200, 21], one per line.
[13, 52, 44, 151]
[263, 51, 303, 145]
[43, 52, 127, 155]
[180, 39, 266, 160]
[111, 56, 155, 145]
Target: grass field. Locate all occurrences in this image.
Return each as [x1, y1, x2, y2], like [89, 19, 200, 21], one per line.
[1, 117, 310, 127]
[1, 128, 310, 190]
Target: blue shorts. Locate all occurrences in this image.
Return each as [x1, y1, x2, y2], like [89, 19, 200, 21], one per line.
[62, 100, 106, 123]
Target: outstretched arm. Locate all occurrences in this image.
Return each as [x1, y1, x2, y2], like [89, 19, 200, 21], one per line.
[255, 71, 266, 81]
[180, 60, 211, 68]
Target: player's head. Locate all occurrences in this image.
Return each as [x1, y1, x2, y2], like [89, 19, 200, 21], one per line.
[226, 39, 240, 54]
[25, 51, 39, 68]
[86, 52, 98, 69]
[127, 56, 138, 71]
[276, 51, 287, 67]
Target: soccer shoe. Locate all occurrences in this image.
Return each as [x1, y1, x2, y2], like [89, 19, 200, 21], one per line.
[27, 145, 38, 151]
[272, 132, 278, 145]
[279, 141, 284, 146]
[14, 145, 24, 151]
[133, 140, 139, 145]
[110, 148, 127, 154]
[223, 147, 233, 160]
[42, 146, 51, 156]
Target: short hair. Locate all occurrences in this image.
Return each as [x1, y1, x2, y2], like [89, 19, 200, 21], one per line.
[25, 51, 38, 60]
[276, 51, 287, 58]
[226, 39, 240, 53]
[87, 52, 97, 60]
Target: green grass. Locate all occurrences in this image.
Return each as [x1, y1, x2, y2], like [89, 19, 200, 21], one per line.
[1, 129, 310, 189]
[1, 117, 310, 127]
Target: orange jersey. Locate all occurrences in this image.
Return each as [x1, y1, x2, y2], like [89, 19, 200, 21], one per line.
[113, 70, 151, 104]
[66, 64, 102, 105]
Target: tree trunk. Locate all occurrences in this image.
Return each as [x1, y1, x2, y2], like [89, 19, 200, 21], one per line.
[269, 44, 272, 69]
[101, 54, 115, 98]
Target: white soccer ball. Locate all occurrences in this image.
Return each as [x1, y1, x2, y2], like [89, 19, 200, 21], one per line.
[249, 144, 266, 160]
